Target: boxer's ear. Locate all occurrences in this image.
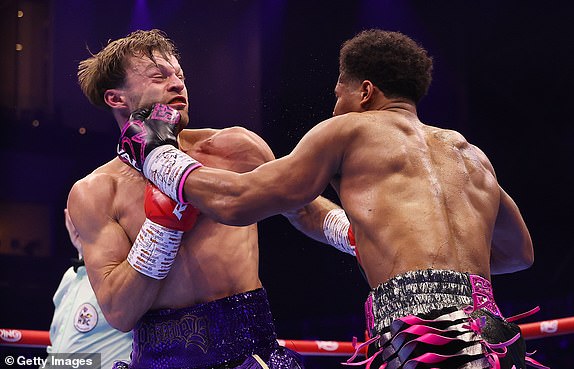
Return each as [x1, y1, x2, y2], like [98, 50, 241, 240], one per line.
[104, 89, 128, 109]
[359, 80, 375, 107]
[105, 89, 132, 122]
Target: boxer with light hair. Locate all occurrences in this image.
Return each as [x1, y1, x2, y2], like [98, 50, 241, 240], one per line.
[118, 29, 543, 368]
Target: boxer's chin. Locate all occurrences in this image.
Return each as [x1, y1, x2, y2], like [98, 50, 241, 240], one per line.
[177, 111, 190, 133]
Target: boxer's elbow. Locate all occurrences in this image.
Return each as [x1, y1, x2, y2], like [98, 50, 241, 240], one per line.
[109, 319, 134, 333]
[98, 292, 139, 331]
[103, 308, 138, 332]
[513, 234, 534, 270]
[490, 240, 534, 275]
[518, 244, 534, 270]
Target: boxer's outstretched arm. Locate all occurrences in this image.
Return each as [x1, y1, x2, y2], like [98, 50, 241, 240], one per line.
[186, 124, 348, 244]
[67, 175, 160, 332]
[117, 104, 346, 229]
[182, 116, 347, 225]
[490, 186, 534, 274]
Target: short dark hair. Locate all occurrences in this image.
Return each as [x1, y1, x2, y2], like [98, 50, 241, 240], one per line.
[339, 29, 433, 103]
[78, 29, 179, 109]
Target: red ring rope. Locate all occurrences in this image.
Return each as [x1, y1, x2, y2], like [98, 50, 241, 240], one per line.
[2, 317, 573, 355]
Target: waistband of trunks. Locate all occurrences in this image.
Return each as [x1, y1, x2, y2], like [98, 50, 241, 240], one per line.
[130, 288, 278, 369]
[365, 269, 500, 335]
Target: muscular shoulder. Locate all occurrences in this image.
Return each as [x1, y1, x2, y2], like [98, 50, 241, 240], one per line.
[67, 171, 117, 245]
[468, 143, 496, 176]
[423, 124, 496, 176]
[432, 127, 494, 174]
[71, 159, 136, 198]
[70, 171, 115, 205]
[68, 159, 143, 226]
[179, 126, 275, 172]
[180, 126, 270, 150]
[422, 125, 472, 152]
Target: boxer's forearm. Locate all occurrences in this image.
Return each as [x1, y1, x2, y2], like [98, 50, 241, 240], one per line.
[94, 261, 162, 331]
[282, 196, 342, 244]
[180, 155, 325, 226]
[181, 166, 291, 225]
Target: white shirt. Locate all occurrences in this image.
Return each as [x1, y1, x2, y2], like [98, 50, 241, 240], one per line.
[47, 266, 132, 368]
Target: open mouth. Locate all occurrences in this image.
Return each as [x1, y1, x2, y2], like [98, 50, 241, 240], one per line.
[167, 97, 187, 109]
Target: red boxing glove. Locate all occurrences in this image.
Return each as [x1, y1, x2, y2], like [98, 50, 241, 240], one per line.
[127, 184, 200, 279]
[348, 226, 356, 247]
[144, 184, 199, 231]
[347, 226, 362, 265]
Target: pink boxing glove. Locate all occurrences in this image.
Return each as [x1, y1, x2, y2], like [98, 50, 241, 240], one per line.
[117, 104, 202, 204]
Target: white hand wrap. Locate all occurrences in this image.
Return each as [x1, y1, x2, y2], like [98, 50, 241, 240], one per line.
[143, 145, 203, 204]
[323, 208, 356, 256]
[127, 218, 183, 279]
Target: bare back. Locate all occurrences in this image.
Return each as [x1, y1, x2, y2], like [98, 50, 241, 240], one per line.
[69, 126, 271, 325]
[333, 110, 500, 287]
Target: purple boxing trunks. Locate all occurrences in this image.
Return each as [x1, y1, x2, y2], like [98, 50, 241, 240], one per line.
[112, 288, 303, 369]
[346, 270, 532, 369]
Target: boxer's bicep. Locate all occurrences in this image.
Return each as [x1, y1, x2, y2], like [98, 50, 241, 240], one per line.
[277, 118, 346, 199]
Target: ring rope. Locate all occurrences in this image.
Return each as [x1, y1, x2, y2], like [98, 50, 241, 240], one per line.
[1, 317, 573, 355]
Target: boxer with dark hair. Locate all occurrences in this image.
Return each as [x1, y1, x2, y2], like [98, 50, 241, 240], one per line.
[70, 29, 351, 369]
[119, 29, 544, 368]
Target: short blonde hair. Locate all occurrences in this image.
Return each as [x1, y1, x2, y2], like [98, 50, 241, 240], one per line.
[78, 29, 179, 109]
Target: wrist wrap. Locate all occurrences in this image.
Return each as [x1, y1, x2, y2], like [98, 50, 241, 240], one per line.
[323, 208, 356, 256]
[127, 218, 183, 279]
[143, 146, 203, 204]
